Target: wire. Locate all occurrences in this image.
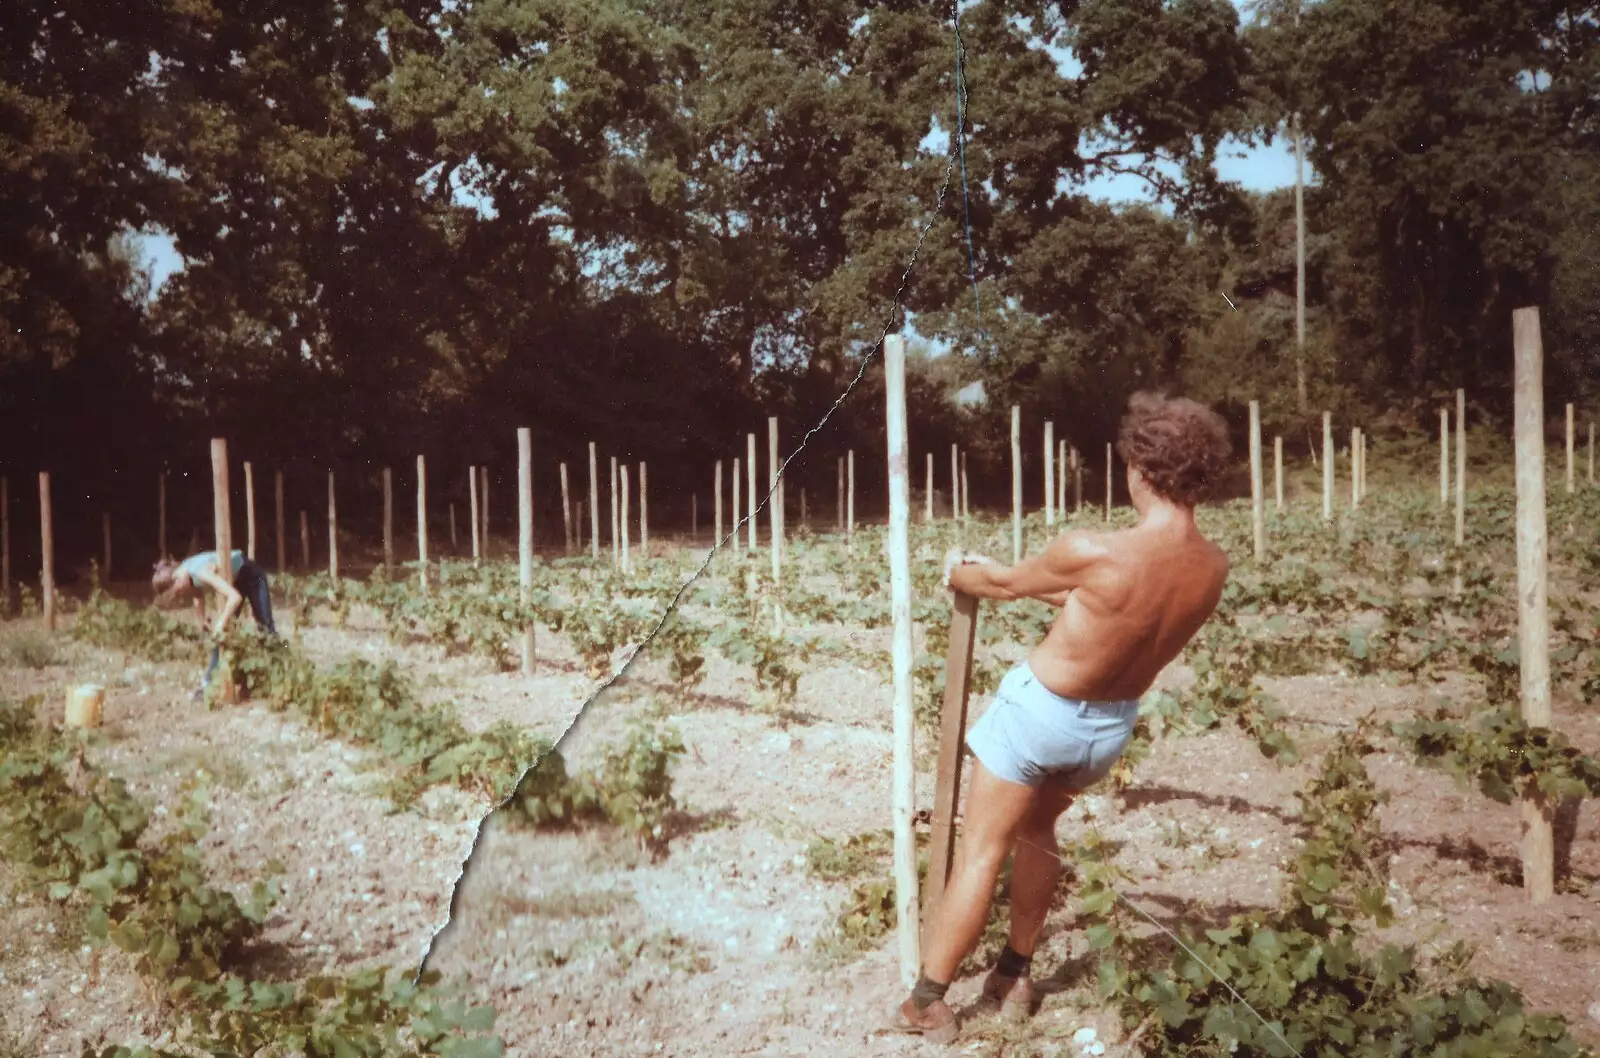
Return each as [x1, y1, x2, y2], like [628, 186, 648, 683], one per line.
[953, 1, 983, 326]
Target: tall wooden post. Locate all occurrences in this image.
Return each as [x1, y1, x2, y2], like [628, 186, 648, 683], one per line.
[1249, 401, 1264, 561]
[882, 332, 920, 988]
[925, 453, 933, 523]
[950, 444, 958, 520]
[479, 466, 490, 559]
[1044, 420, 1055, 527]
[1590, 422, 1596, 485]
[449, 503, 457, 550]
[327, 471, 338, 580]
[559, 463, 572, 554]
[519, 428, 534, 674]
[300, 510, 310, 569]
[961, 452, 970, 523]
[382, 466, 394, 573]
[1455, 389, 1466, 548]
[746, 433, 757, 553]
[1322, 412, 1333, 522]
[417, 455, 429, 593]
[588, 443, 600, 560]
[1512, 307, 1553, 905]
[733, 458, 742, 550]
[1274, 436, 1284, 511]
[244, 462, 256, 561]
[1105, 443, 1113, 523]
[39, 472, 54, 631]
[102, 512, 112, 582]
[620, 463, 631, 572]
[212, 441, 235, 700]
[838, 456, 846, 531]
[1350, 428, 1360, 509]
[158, 471, 167, 560]
[1440, 408, 1450, 505]
[640, 462, 649, 554]
[1565, 403, 1574, 494]
[610, 456, 620, 566]
[715, 460, 724, 543]
[847, 449, 856, 545]
[274, 470, 285, 572]
[1010, 406, 1022, 563]
[1071, 447, 1082, 513]
[1, 476, 8, 613]
[1058, 440, 1067, 518]
[800, 488, 806, 524]
[769, 417, 782, 593]
[469, 466, 481, 565]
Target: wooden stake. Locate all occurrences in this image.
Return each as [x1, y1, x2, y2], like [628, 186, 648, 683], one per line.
[1105, 443, 1113, 523]
[518, 428, 534, 674]
[610, 456, 620, 566]
[1322, 412, 1333, 522]
[620, 462, 631, 572]
[693, 493, 698, 539]
[1565, 402, 1574, 494]
[715, 460, 724, 543]
[1249, 401, 1264, 561]
[838, 456, 845, 531]
[244, 462, 256, 561]
[1590, 422, 1595, 485]
[925, 452, 933, 524]
[1, 476, 8, 613]
[1512, 306, 1553, 905]
[1274, 436, 1284, 511]
[158, 471, 167, 560]
[274, 470, 285, 572]
[382, 466, 394, 573]
[211, 442, 234, 699]
[940, 447, 955, 525]
[1361, 430, 1369, 499]
[299, 510, 309, 569]
[588, 442, 600, 560]
[747, 433, 757, 552]
[961, 452, 969, 522]
[1350, 428, 1360, 509]
[39, 472, 54, 631]
[1440, 408, 1450, 505]
[1010, 407, 1022, 561]
[559, 463, 572, 554]
[923, 590, 978, 949]
[327, 471, 338, 580]
[733, 457, 741, 549]
[768, 417, 782, 595]
[1044, 420, 1055, 527]
[480, 466, 489, 558]
[449, 503, 457, 551]
[1455, 389, 1466, 547]
[417, 455, 429, 593]
[800, 488, 806, 524]
[102, 511, 112, 582]
[882, 332, 920, 989]
[469, 466, 481, 565]
[1058, 440, 1067, 517]
[1072, 447, 1082, 513]
[640, 462, 648, 554]
[847, 449, 856, 545]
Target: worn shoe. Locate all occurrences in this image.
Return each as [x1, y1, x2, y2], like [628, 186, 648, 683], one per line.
[884, 996, 959, 1044]
[980, 971, 1035, 1018]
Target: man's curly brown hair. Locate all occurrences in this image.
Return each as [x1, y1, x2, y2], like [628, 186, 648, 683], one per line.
[1114, 392, 1232, 506]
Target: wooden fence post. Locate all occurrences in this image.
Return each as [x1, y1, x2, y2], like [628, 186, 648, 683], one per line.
[950, 444, 959, 521]
[838, 456, 846, 531]
[1058, 439, 1067, 519]
[1010, 406, 1022, 563]
[1565, 402, 1574, 494]
[519, 428, 534, 674]
[449, 503, 457, 551]
[640, 462, 648, 555]
[620, 463, 631, 572]
[244, 462, 256, 560]
[158, 471, 167, 560]
[39, 472, 54, 631]
[1322, 412, 1333, 522]
[417, 455, 429, 593]
[300, 510, 309, 569]
[715, 460, 724, 543]
[923, 591, 978, 950]
[327, 471, 338, 581]
[1071, 447, 1081, 513]
[1512, 306, 1553, 906]
[480, 466, 490, 559]
[382, 466, 393, 573]
[925, 452, 933, 524]
[1456, 389, 1466, 548]
[769, 417, 782, 607]
[1440, 408, 1450, 505]
[882, 332, 919, 989]
[469, 466, 481, 565]
[1044, 420, 1055, 527]
[1274, 435, 1284, 511]
[211, 441, 235, 700]
[961, 451, 969, 522]
[847, 449, 856, 546]
[610, 456, 619, 566]
[588, 443, 600, 560]
[560, 463, 572, 554]
[1350, 427, 1360, 509]
[1249, 401, 1264, 561]
[747, 433, 757, 553]
[1105, 443, 1113, 523]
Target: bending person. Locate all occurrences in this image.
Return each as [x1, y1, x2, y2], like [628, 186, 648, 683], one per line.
[152, 548, 278, 696]
[889, 392, 1233, 1044]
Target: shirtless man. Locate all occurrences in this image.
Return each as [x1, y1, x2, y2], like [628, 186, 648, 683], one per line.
[889, 392, 1234, 1044]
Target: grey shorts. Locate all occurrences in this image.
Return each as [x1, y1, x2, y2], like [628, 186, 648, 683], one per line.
[965, 663, 1140, 789]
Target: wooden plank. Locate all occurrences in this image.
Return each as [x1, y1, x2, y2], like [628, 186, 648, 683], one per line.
[922, 590, 980, 949]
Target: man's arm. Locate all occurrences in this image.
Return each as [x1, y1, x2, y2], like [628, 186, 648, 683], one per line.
[190, 566, 242, 634]
[948, 532, 1104, 603]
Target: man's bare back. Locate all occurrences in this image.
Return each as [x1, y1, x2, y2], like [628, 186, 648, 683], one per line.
[1028, 520, 1228, 701]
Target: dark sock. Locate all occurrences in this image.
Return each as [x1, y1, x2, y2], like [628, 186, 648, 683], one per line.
[995, 944, 1032, 978]
[910, 972, 950, 1011]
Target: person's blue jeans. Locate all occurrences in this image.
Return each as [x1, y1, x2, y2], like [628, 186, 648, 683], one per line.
[204, 560, 277, 685]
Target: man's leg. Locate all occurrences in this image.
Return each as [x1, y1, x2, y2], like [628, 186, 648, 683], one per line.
[919, 760, 1040, 983]
[1005, 779, 1077, 960]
